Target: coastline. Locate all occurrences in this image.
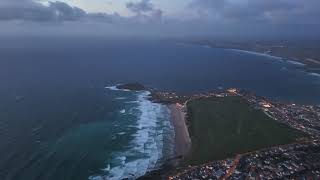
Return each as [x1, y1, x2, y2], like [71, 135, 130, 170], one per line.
[113, 84, 193, 178]
[136, 103, 192, 180]
[168, 104, 192, 158]
[229, 49, 283, 60]
[120, 84, 320, 179]
[185, 41, 320, 73]
[228, 48, 320, 76]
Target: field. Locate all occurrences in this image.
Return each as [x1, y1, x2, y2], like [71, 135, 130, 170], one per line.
[185, 96, 305, 165]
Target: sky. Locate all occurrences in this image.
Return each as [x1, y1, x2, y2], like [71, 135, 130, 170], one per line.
[57, 0, 190, 16]
[0, 0, 320, 38]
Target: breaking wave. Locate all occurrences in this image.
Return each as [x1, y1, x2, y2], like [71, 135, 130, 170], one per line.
[90, 90, 173, 180]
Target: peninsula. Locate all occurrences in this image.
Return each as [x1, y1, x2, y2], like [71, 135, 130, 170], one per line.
[124, 83, 320, 179]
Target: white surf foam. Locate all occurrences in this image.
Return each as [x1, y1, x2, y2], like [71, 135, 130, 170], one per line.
[105, 86, 119, 91]
[119, 109, 126, 114]
[309, 72, 320, 77]
[116, 97, 127, 100]
[90, 91, 172, 180]
[287, 60, 305, 66]
[125, 101, 139, 104]
[231, 49, 283, 61]
[117, 132, 126, 135]
[102, 164, 111, 172]
[105, 86, 130, 92]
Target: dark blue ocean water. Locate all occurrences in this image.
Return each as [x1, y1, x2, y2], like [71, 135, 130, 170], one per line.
[0, 37, 319, 180]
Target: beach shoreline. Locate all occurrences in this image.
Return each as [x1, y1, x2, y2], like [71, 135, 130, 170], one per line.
[136, 103, 192, 180]
[168, 104, 192, 158]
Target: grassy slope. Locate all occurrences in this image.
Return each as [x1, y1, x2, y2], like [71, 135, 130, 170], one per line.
[185, 96, 305, 165]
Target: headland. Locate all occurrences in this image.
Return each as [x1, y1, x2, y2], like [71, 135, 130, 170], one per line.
[117, 83, 320, 179]
[116, 83, 147, 91]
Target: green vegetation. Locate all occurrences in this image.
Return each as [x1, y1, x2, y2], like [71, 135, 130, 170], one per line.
[185, 96, 305, 165]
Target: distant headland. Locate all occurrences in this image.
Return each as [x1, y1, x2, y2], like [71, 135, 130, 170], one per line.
[182, 40, 320, 73]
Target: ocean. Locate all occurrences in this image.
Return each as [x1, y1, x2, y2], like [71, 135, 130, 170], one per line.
[0, 37, 319, 180]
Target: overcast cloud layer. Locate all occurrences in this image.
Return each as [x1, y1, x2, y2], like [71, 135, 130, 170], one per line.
[190, 0, 320, 24]
[0, 0, 319, 37]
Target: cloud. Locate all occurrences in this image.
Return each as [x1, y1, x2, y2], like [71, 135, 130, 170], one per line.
[0, 0, 319, 38]
[0, 0, 87, 21]
[0, 0, 168, 37]
[188, 0, 320, 25]
[126, 0, 154, 14]
[126, 0, 163, 22]
[0, 0, 163, 24]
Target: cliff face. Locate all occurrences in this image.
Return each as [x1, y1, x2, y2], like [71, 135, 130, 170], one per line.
[116, 83, 146, 91]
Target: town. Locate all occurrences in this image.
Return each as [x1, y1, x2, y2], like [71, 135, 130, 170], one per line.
[169, 140, 320, 179]
[149, 88, 320, 179]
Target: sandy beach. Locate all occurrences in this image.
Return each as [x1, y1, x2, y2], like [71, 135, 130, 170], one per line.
[169, 104, 192, 157]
